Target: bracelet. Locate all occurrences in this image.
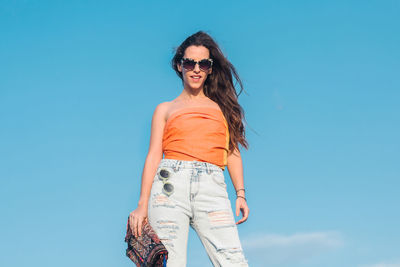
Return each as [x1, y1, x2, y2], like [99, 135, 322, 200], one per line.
[236, 188, 245, 194]
[236, 196, 247, 201]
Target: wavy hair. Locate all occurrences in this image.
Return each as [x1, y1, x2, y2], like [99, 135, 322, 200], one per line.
[171, 31, 249, 154]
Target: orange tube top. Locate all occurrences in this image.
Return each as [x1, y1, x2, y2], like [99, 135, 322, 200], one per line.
[162, 106, 230, 170]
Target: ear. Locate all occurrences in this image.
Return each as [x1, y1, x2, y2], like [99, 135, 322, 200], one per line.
[208, 67, 212, 75]
[177, 62, 182, 73]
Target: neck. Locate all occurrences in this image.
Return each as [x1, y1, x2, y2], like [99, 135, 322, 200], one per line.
[181, 86, 207, 100]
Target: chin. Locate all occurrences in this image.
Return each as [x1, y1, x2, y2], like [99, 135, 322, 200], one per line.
[191, 83, 203, 89]
[186, 82, 204, 90]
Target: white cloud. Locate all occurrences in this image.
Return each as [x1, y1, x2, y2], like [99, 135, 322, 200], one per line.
[241, 230, 344, 265]
[242, 230, 344, 249]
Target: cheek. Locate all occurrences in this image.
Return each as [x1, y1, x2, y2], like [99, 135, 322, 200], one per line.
[181, 72, 191, 83]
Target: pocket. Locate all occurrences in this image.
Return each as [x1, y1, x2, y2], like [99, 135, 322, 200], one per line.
[211, 171, 226, 188]
[153, 166, 176, 196]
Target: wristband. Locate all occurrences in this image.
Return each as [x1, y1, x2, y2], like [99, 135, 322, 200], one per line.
[236, 188, 245, 194]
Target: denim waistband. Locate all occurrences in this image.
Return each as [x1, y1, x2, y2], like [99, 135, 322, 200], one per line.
[159, 158, 223, 173]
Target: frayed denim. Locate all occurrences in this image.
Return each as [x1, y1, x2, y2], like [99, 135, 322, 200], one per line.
[148, 159, 249, 267]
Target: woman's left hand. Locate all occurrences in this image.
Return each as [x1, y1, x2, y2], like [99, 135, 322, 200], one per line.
[235, 197, 249, 224]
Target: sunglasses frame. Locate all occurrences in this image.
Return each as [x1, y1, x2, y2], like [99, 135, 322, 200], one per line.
[158, 168, 174, 196]
[180, 57, 213, 72]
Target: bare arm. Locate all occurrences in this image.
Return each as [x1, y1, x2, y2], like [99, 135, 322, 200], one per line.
[227, 147, 249, 224]
[137, 102, 168, 206]
[129, 102, 169, 237]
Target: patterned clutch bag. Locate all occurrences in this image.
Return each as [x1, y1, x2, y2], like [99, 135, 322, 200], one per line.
[124, 217, 168, 267]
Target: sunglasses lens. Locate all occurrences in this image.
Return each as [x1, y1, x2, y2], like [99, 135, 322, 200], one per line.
[163, 182, 174, 196]
[199, 60, 212, 71]
[159, 169, 170, 181]
[182, 59, 195, 70]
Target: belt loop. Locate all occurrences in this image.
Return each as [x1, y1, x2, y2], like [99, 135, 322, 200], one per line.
[206, 163, 212, 175]
[173, 160, 181, 172]
[171, 159, 177, 172]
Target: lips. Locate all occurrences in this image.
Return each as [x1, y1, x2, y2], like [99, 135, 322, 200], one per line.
[190, 75, 202, 82]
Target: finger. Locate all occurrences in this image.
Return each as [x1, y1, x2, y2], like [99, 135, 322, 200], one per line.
[129, 215, 134, 233]
[138, 218, 143, 237]
[235, 205, 244, 224]
[236, 202, 240, 217]
[133, 218, 138, 238]
[236, 217, 245, 224]
[242, 208, 249, 223]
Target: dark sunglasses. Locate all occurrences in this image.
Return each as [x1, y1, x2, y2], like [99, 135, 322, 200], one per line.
[180, 57, 213, 72]
[158, 168, 174, 196]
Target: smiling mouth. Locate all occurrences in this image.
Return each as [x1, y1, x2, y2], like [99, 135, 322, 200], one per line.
[190, 75, 202, 80]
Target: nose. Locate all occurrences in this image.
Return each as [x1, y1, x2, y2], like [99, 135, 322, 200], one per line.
[193, 62, 201, 73]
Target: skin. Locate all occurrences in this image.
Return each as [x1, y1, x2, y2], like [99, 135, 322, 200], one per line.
[129, 45, 249, 238]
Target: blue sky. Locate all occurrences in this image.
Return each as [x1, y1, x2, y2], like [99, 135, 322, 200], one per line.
[0, 1, 399, 266]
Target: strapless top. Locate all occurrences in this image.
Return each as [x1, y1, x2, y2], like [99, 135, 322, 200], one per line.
[162, 106, 230, 170]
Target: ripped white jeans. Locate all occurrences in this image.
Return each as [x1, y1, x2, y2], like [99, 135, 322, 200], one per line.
[148, 158, 249, 267]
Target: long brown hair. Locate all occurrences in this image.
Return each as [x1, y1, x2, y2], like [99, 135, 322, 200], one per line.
[172, 31, 249, 154]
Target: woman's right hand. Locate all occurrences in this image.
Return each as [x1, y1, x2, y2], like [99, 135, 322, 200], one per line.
[129, 204, 148, 238]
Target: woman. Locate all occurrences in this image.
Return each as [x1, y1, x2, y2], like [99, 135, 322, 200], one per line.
[129, 31, 250, 267]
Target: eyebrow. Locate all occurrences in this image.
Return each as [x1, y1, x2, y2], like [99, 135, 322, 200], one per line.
[182, 57, 211, 61]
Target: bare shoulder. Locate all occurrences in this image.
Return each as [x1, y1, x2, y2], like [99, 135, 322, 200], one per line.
[153, 101, 173, 122]
[163, 99, 187, 120]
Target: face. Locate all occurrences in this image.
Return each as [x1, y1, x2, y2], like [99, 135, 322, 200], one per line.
[177, 45, 212, 90]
